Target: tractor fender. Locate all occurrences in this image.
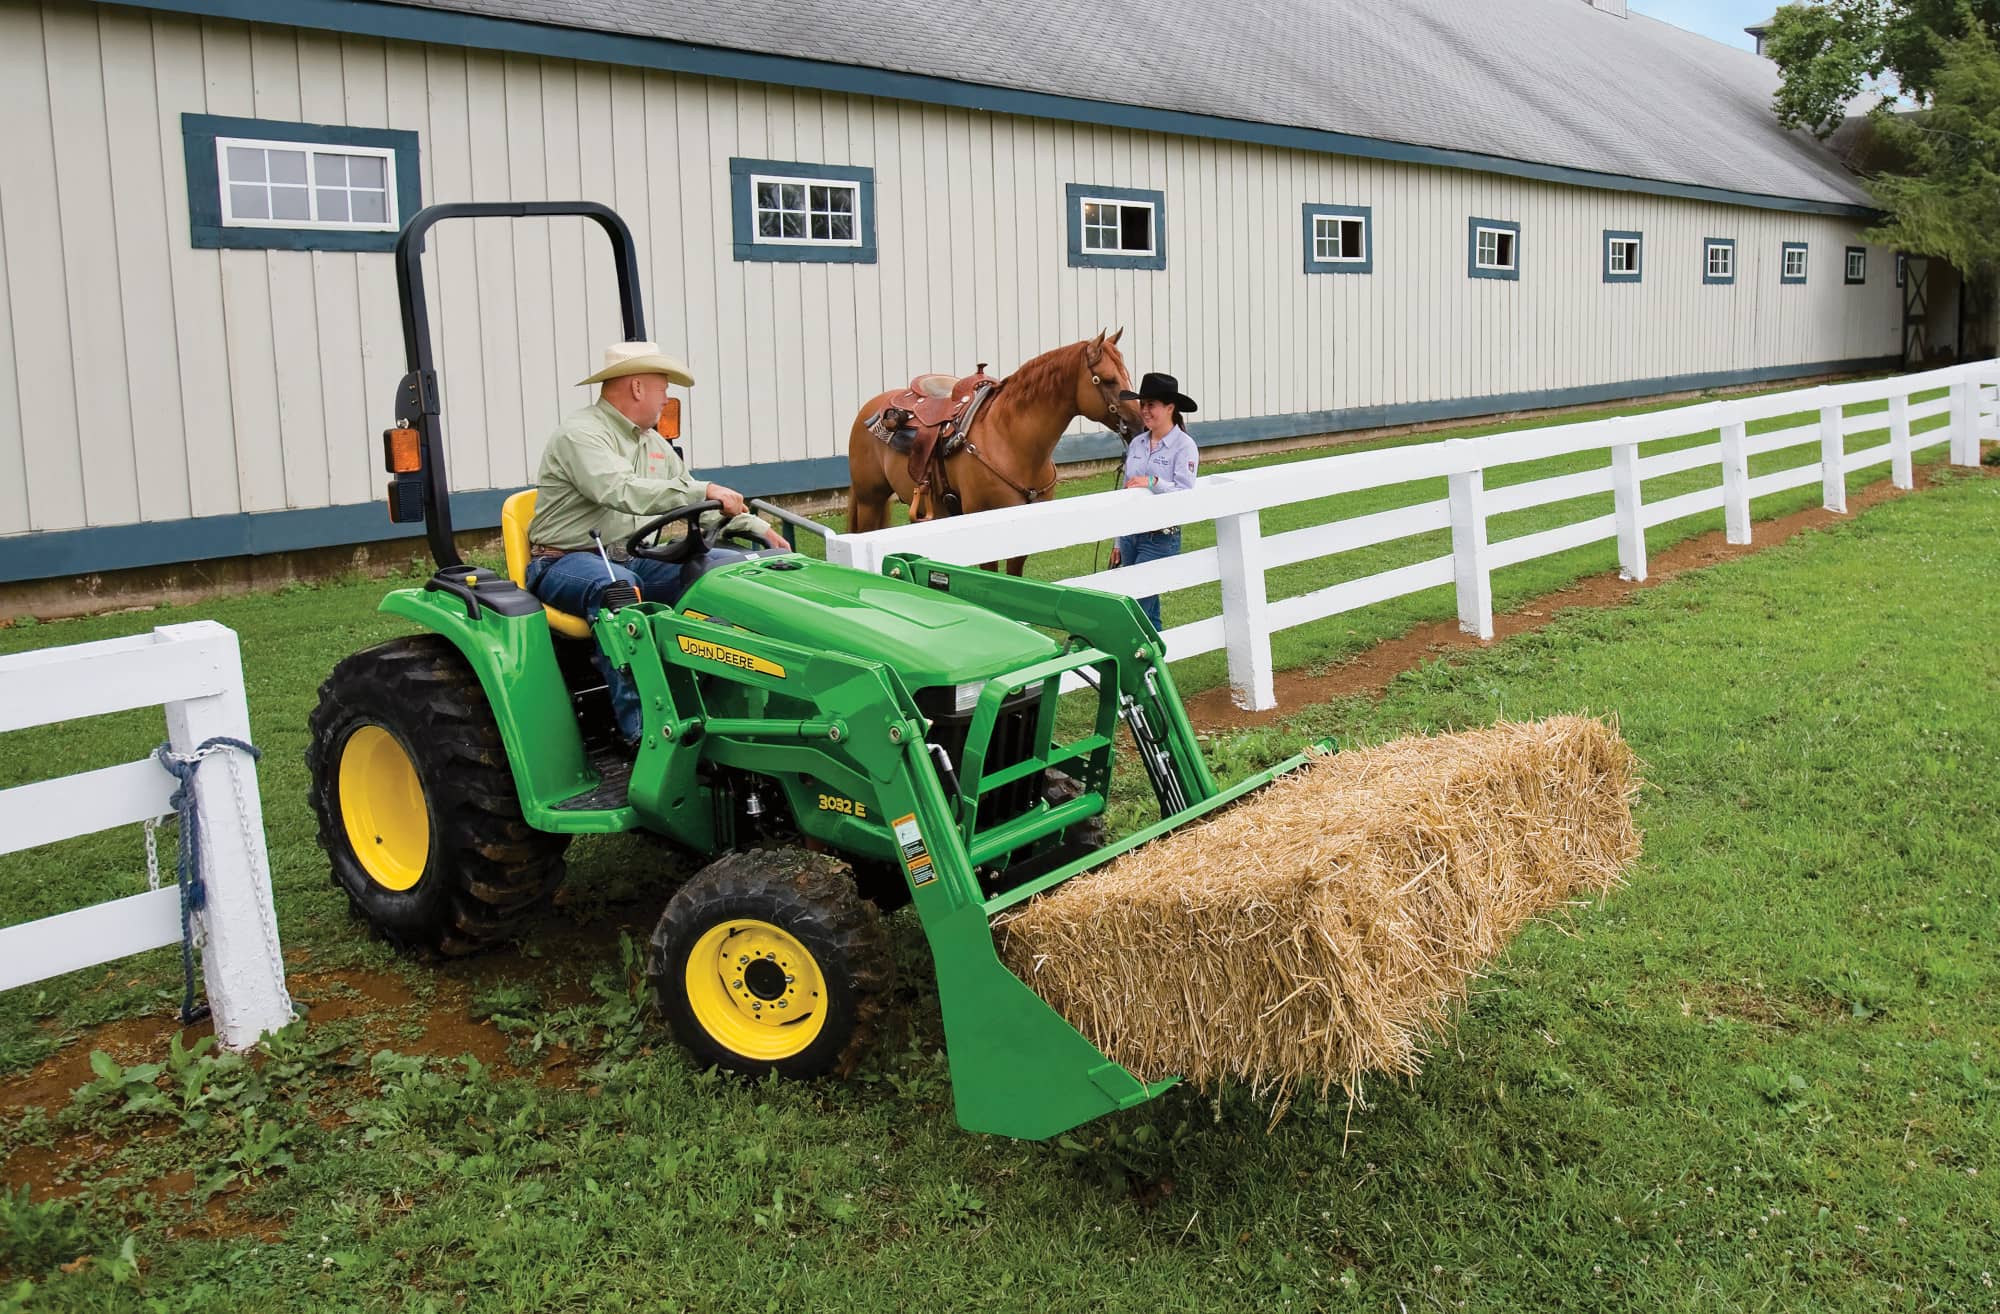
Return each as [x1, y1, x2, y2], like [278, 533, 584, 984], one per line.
[379, 587, 596, 819]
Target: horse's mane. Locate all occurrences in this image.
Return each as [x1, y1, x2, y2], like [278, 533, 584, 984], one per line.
[1002, 338, 1107, 410]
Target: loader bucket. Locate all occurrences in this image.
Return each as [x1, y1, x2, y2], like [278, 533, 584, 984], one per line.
[926, 744, 1322, 1141]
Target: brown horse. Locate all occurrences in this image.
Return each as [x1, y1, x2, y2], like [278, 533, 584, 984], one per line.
[845, 329, 1143, 574]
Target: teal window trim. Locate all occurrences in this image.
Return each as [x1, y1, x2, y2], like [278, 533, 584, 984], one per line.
[1895, 253, 1907, 287]
[1844, 246, 1867, 284]
[1067, 184, 1167, 270]
[1469, 218, 1520, 281]
[1703, 237, 1737, 285]
[1603, 229, 1642, 284]
[728, 158, 876, 263]
[182, 113, 419, 252]
[1302, 204, 1373, 274]
[1780, 241, 1808, 285]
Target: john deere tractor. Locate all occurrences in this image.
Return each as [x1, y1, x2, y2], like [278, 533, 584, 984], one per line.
[305, 203, 1313, 1139]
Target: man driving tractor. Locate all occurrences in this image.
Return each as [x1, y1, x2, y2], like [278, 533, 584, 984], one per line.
[525, 340, 788, 745]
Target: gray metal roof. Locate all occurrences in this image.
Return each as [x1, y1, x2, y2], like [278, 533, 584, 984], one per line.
[394, 0, 1871, 209]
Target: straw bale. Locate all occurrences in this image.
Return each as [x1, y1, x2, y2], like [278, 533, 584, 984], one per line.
[994, 716, 1641, 1107]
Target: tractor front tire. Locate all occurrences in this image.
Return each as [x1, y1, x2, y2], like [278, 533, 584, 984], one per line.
[648, 848, 893, 1081]
[305, 635, 568, 956]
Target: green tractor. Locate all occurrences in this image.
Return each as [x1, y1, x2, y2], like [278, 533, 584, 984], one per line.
[305, 202, 1314, 1140]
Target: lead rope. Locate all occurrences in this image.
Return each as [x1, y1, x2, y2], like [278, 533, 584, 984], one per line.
[146, 737, 281, 1025]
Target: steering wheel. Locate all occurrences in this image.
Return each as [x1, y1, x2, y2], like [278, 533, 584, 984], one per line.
[624, 499, 776, 565]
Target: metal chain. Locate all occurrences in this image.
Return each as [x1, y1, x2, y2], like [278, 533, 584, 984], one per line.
[143, 816, 163, 891]
[216, 745, 291, 1002]
[151, 736, 290, 1023]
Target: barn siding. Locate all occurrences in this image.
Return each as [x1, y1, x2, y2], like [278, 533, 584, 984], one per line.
[0, 0, 1904, 567]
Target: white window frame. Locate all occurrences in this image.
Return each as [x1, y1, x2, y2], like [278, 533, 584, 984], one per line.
[748, 173, 865, 249]
[215, 136, 399, 233]
[1783, 247, 1808, 280]
[1077, 196, 1157, 258]
[1608, 238, 1639, 274]
[1846, 248, 1868, 282]
[1312, 213, 1368, 265]
[1474, 225, 1517, 272]
[1707, 242, 1735, 280]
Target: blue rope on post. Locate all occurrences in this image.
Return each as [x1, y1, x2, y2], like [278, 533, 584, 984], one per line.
[153, 736, 263, 1025]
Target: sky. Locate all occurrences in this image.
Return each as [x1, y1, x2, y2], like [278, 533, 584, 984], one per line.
[1628, 0, 1771, 51]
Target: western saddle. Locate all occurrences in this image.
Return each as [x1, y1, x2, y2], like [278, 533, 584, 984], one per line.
[864, 365, 1002, 520]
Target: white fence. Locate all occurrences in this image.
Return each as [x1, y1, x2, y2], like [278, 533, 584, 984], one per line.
[829, 361, 2000, 711]
[0, 621, 293, 1049]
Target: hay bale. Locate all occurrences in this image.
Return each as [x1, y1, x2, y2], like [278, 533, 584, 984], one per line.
[994, 715, 1641, 1107]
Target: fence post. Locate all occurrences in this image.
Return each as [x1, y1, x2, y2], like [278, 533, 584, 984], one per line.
[1887, 392, 1913, 489]
[1610, 442, 1648, 582]
[1213, 508, 1276, 711]
[1949, 378, 1977, 466]
[1818, 404, 1847, 513]
[1446, 448, 1494, 640]
[154, 623, 293, 1051]
[1719, 419, 1753, 544]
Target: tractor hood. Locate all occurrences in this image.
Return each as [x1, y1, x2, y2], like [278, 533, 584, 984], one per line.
[676, 556, 1061, 690]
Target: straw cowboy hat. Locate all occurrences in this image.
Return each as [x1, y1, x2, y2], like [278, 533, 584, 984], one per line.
[1119, 371, 1198, 414]
[576, 340, 696, 388]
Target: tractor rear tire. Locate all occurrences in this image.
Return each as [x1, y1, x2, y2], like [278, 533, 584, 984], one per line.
[648, 848, 893, 1081]
[305, 635, 569, 956]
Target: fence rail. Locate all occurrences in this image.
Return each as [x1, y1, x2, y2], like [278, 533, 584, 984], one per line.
[0, 622, 292, 1049]
[828, 362, 2000, 711]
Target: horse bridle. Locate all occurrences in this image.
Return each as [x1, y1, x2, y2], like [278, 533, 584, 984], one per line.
[1088, 352, 1143, 440]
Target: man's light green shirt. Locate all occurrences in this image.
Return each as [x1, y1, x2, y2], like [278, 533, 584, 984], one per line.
[527, 398, 762, 551]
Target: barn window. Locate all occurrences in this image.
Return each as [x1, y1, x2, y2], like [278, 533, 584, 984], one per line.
[1603, 230, 1642, 283]
[1703, 238, 1737, 285]
[1896, 253, 1907, 287]
[1066, 184, 1168, 270]
[728, 158, 877, 264]
[1468, 218, 1520, 281]
[181, 114, 419, 252]
[219, 139, 397, 230]
[1781, 242, 1808, 284]
[1303, 204, 1373, 274]
[1845, 247, 1868, 284]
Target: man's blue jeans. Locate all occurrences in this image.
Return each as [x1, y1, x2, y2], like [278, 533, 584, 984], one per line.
[525, 551, 686, 744]
[1113, 527, 1181, 632]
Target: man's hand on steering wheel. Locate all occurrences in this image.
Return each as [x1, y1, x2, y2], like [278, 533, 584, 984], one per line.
[625, 499, 787, 564]
[705, 482, 749, 517]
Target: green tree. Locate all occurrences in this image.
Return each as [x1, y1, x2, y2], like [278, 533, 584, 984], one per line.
[1768, 2, 2000, 301]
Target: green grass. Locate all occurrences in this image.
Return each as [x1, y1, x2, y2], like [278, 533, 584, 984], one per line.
[2, 401, 1995, 1311]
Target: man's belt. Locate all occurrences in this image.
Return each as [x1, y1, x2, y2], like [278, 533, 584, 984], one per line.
[530, 543, 631, 562]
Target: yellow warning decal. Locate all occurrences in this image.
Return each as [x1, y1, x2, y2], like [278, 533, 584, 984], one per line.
[892, 812, 934, 885]
[681, 608, 709, 621]
[675, 634, 786, 678]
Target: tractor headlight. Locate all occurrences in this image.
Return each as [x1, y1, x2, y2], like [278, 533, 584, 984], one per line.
[953, 680, 985, 715]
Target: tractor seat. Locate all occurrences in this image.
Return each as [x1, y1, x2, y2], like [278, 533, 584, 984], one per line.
[500, 489, 592, 639]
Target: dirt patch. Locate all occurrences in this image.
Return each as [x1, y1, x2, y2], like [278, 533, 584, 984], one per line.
[2, 1015, 210, 1116]
[1183, 463, 1996, 733]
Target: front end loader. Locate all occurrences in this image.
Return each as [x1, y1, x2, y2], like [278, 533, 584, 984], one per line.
[304, 202, 1316, 1140]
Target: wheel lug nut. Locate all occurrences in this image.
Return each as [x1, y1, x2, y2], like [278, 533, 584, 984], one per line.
[732, 980, 743, 990]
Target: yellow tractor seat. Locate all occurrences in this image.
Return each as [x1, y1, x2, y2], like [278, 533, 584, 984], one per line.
[500, 489, 592, 639]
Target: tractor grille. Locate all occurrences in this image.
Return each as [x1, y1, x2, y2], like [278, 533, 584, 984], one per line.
[916, 684, 1043, 832]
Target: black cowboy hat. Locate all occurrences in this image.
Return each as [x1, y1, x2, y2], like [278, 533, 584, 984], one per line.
[1118, 371, 1198, 414]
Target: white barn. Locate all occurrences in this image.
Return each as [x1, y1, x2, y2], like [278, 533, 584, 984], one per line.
[0, 0, 1916, 586]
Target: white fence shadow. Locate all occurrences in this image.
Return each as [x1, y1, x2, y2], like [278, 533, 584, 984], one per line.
[828, 362, 2000, 710]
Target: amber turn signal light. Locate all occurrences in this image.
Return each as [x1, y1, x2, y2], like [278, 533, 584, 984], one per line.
[383, 425, 423, 473]
[658, 398, 681, 441]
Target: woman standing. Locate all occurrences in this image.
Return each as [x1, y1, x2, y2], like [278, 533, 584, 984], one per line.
[1109, 372, 1200, 631]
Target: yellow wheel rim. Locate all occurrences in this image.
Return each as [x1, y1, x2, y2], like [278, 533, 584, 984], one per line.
[338, 725, 431, 892]
[684, 920, 828, 1061]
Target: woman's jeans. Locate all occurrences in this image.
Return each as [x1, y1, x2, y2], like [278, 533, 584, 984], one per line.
[524, 551, 686, 744]
[1113, 527, 1181, 632]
